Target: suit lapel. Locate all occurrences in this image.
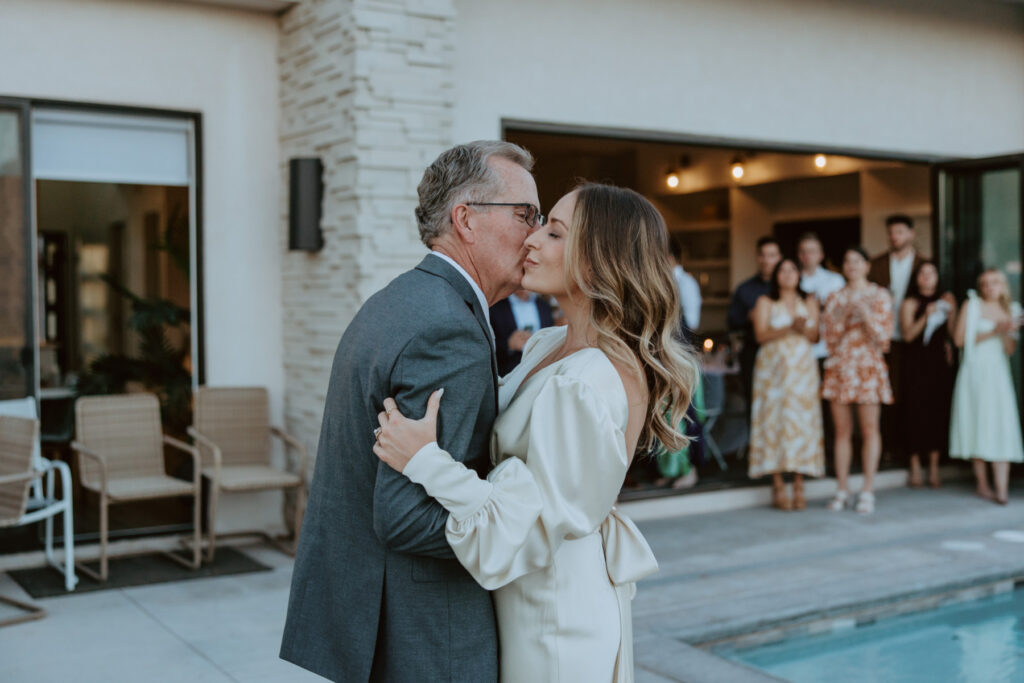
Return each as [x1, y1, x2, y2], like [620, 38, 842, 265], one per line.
[416, 255, 499, 412]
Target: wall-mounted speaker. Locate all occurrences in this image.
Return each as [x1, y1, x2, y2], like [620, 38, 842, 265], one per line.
[289, 157, 324, 251]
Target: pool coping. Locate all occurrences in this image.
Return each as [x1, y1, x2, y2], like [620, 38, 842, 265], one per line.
[703, 572, 1024, 652]
[637, 572, 1024, 682]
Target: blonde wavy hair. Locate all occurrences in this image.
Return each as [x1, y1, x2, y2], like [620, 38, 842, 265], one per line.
[565, 182, 699, 455]
[978, 268, 1012, 312]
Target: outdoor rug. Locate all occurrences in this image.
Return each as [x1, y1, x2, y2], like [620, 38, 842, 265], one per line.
[7, 547, 271, 599]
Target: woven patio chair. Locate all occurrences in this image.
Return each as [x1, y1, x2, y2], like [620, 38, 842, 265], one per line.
[72, 394, 201, 581]
[0, 415, 50, 626]
[0, 403, 77, 594]
[188, 386, 307, 561]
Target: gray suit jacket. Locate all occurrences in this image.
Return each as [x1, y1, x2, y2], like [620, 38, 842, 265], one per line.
[280, 255, 499, 682]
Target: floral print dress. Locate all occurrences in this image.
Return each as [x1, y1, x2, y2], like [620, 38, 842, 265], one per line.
[822, 283, 894, 405]
[748, 299, 825, 478]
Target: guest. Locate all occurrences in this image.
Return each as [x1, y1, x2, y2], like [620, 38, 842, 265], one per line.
[900, 261, 956, 489]
[798, 233, 846, 363]
[949, 269, 1024, 505]
[652, 237, 706, 489]
[748, 258, 825, 510]
[822, 246, 894, 514]
[728, 237, 782, 418]
[868, 214, 924, 459]
[799, 232, 846, 456]
[490, 289, 555, 375]
[669, 236, 702, 343]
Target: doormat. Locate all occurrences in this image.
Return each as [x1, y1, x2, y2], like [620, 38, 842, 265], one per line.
[7, 547, 271, 599]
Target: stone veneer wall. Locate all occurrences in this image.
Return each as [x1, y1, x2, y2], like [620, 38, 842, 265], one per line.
[278, 0, 455, 462]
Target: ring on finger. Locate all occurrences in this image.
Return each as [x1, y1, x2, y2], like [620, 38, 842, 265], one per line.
[373, 427, 382, 441]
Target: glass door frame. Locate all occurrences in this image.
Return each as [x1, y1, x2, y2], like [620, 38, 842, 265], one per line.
[0, 96, 206, 401]
[0, 97, 39, 401]
[932, 153, 1024, 419]
[932, 153, 1024, 298]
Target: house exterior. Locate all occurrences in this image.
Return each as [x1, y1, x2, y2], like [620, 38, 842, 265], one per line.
[1, 0, 1022, 530]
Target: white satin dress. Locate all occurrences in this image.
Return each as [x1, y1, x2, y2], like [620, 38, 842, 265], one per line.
[402, 326, 659, 683]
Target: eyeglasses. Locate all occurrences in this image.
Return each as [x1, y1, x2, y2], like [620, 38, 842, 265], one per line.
[465, 202, 547, 228]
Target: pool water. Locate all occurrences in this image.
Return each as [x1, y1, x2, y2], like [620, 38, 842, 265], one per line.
[723, 589, 1024, 683]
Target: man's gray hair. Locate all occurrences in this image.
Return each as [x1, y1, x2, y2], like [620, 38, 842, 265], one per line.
[415, 140, 534, 246]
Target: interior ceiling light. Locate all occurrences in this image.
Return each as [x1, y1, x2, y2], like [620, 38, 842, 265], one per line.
[814, 154, 828, 169]
[665, 155, 690, 190]
[730, 156, 745, 180]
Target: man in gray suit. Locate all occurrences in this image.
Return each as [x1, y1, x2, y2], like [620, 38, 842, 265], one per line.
[280, 141, 540, 682]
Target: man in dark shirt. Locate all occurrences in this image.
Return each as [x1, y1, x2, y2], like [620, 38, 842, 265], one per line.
[728, 236, 782, 419]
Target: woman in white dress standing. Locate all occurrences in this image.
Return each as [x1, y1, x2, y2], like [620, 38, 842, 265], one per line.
[374, 183, 698, 683]
[950, 268, 1024, 504]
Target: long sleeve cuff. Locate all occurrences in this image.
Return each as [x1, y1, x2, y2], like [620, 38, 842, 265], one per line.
[403, 442, 495, 522]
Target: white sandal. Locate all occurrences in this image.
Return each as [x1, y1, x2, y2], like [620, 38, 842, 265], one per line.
[855, 491, 875, 515]
[827, 490, 849, 511]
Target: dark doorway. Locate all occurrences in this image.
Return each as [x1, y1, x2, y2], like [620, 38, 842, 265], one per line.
[774, 217, 861, 272]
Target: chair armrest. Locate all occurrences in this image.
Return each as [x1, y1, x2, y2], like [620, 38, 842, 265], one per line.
[186, 426, 223, 472]
[270, 426, 308, 482]
[71, 440, 109, 493]
[0, 470, 44, 486]
[163, 435, 201, 490]
[38, 457, 73, 506]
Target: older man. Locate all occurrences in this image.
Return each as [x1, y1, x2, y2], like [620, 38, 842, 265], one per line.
[280, 141, 540, 682]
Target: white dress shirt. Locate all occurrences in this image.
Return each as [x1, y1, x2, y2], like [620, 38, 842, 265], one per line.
[889, 252, 915, 340]
[801, 266, 846, 359]
[673, 265, 702, 331]
[508, 292, 543, 332]
[430, 251, 492, 343]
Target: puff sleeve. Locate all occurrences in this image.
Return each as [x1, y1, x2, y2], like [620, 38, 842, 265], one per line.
[402, 374, 629, 590]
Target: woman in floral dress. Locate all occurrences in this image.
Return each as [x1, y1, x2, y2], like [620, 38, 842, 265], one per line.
[748, 258, 825, 510]
[822, 246, 894, 514]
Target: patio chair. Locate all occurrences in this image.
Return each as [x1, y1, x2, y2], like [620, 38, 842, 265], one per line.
[72, 394, 201, 581]
[699, 373, 729, 471]
[188, 386, 307, 561]
[0, 399, 77, 592]
[0, 416, 53, 626]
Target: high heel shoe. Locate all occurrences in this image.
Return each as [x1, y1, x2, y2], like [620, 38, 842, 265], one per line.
[792, 480, 806, 510]
[827, 489, 849, 511]
[772, 481, 793, 511]
[855, 491, 875, 515]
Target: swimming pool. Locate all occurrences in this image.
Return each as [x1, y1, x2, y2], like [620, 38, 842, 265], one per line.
[721, 588, 1024, 682]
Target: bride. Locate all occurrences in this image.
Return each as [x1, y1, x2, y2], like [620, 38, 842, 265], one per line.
[373, 182, 698, 682]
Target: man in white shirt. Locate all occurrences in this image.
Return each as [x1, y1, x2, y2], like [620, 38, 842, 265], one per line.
[798, 232, 845, 457]
[669, 237, 702, 342]
[490, 289, 554, 375]
[798, 233, 845, 361]
[868, 214, 923, 459]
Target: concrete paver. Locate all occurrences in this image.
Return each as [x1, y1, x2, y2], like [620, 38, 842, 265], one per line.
[1, 482, 1021, 682]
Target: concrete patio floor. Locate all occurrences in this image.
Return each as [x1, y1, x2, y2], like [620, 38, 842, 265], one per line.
[1, 482, 1022, 683]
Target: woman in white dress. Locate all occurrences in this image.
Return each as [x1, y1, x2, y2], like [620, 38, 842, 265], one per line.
[949, 268, 1024, 504]
[373, 183, 698, 683]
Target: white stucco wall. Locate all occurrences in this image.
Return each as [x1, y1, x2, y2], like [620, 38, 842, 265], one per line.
[0, 0, 285, 533]
[453, 0, 1024, 159]
[0, 0, 285, 423]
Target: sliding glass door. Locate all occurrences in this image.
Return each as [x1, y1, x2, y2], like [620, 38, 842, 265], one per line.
[0, 101, 35, 400]
[935, 155, 1024, 404]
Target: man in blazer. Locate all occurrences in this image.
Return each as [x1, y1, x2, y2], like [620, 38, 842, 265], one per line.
[280, 141, 540, 682]
[490, 290, 555, 375]
[867, 214, 924, 458]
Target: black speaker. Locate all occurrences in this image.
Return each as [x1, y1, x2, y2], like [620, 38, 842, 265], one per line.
[289, 157, 324, 251]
